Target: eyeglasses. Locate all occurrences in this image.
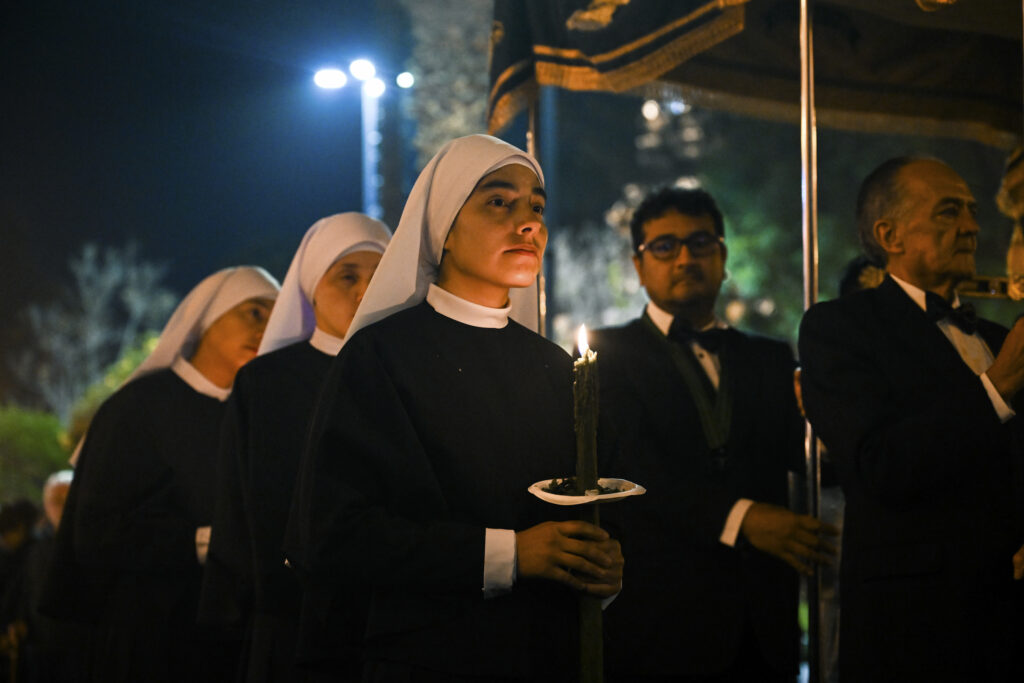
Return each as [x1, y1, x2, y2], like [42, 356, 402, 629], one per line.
[637, 232, 723, 260]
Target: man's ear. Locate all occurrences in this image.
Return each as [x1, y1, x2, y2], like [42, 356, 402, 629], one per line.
[874, 220, 902, 257]
[720, 242, 728, 265]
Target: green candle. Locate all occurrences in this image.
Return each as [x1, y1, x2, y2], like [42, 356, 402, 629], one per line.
[574, 325, 599, 494]
[574, 325, 603, 683]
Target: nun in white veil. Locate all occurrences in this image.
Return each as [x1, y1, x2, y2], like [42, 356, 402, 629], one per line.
[290, 134, 623, 681]
[41, 266, 279, 683]
[198, 213, 390, 683]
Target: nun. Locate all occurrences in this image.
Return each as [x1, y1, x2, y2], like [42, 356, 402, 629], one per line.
[199, 213, 390, 683]
[289, 135, 624, 681]
[40, 266, 279, 683]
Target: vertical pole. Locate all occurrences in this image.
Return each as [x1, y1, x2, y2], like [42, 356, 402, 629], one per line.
[527, 95, 547, 337]
[799, 1, 822, 682]
[361, 83, 382, 219]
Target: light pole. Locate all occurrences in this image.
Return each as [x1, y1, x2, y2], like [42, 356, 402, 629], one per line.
[314, 61, 414, 221]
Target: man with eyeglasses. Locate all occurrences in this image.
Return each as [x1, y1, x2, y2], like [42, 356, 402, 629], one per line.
[593, 187, 837, 682]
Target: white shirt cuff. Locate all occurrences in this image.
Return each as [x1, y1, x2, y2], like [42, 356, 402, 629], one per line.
[483, 528, 516, 597]
[719, 498, 755, 547]
[195, 526, 211, 565]
[981, 372, 1016, 423]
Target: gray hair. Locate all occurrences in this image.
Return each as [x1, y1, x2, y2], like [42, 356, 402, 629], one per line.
[856, 156, 929, 265]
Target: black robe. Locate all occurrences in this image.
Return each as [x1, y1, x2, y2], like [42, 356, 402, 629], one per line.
[1, 525, 90, 683]
[200, 341, 339, 682]
[39, 369, 238, 683]
[290, 302, 580, 680]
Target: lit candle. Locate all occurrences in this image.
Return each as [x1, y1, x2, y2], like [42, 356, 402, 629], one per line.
[574, 324, 603, 683]
[574, 325, 599, 494]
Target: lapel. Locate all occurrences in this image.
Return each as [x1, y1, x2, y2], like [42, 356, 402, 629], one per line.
[872, 276, 982, 387]
[638, 313, 735, 453]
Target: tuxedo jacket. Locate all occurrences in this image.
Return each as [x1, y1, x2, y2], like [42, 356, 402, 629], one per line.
[592, 316, 802, 677]
[799, 277, 1024, 682]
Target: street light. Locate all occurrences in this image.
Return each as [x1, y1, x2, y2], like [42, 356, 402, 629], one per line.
[313, 68, 347, 89]
[314, 59, 408, 220]
[349, 59, 376, 81]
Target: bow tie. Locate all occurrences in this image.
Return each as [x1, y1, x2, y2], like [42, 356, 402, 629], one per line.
[668, 319, 727, 352]
[925, 292, 977, 335]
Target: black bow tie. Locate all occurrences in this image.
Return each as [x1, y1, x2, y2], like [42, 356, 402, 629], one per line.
[925, 292, 977, 335]
[668, 319, 727, 352]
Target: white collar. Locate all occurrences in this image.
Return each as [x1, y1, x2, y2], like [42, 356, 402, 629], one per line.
[171, 356, 231, 402]
[645, 301, 725, 337]
[309, 327, 344, 356]
[426, 283, 510, 329]
[889, 273, 961, 312]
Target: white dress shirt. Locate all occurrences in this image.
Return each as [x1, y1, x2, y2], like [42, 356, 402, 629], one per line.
[889, 274, 1014, 422]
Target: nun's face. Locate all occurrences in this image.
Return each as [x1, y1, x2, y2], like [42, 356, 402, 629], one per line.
[439, 164, 547, 307]
[194, 297, 274, 385]
[312, 250, 383, 338]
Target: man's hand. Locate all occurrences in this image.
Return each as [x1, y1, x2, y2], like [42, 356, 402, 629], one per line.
[986, 317, 1024, 402]
[740, 502, 839, 576]
[517, 521, 623, 597]
[1013, 544, 1024, 580]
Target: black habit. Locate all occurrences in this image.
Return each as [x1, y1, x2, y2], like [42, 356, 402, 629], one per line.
[291, 302, 580, 680]
[592, 314, 802, 679]
[799, 276, 1024, 682]
[200, 340, 343, 682]
[40, 369, 238, 683]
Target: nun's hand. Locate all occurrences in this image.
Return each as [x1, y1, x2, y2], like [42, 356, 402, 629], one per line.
[516, 521, 623, 596]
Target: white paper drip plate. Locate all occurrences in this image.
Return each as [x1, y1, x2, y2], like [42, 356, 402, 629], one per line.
[528, 477, 646, 506]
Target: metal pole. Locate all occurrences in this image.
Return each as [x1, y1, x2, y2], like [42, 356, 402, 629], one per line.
[360, 83, 382, 219]
[527, 95, 547, 336]
[799, 1, 822, 682]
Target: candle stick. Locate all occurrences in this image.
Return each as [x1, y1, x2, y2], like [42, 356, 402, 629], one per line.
[574, 324, 603, 683]
[574, 325, 599, 494]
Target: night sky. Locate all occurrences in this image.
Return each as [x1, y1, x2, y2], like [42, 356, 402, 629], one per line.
[1, 2, 411, 400]
[2, 0, 391, 303]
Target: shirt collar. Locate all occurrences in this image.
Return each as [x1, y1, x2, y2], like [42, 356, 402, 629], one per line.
[171, 356, 231, 402]
[645, 301, 725, 337]
[426, 283, 510, 329]
[309, 327, 344, 356]
[888, 273, 961, 312]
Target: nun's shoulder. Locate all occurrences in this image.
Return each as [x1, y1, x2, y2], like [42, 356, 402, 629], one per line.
[88, 369, 184, 429]
[344, 302, 435, 345]
[505, 319, 574, 368]
[240, 340, 326, 380]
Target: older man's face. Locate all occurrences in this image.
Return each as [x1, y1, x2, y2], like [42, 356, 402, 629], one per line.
[891, 160, 979, 290]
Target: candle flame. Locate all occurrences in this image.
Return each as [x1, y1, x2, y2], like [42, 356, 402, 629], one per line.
[577, 324, 590, 356]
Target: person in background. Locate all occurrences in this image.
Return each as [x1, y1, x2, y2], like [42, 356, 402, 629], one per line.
[592, 186, 837, 682]
[40, 266, 279, 683]
[1, 471, 86, 683]
[800, 156, 1024, 681]
[200, 213, 390, 683]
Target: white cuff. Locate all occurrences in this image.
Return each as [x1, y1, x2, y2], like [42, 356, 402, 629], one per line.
[981, 372, 1016, 423]
[719, 499, 755, 547]
[483, 528, 516, 598]
[195, 526, 211, 565]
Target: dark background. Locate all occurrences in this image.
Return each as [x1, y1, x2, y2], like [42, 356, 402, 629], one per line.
[1, 1, 415, 400]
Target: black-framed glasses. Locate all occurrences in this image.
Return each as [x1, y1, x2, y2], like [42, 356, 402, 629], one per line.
[637, 232, 723, 260]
